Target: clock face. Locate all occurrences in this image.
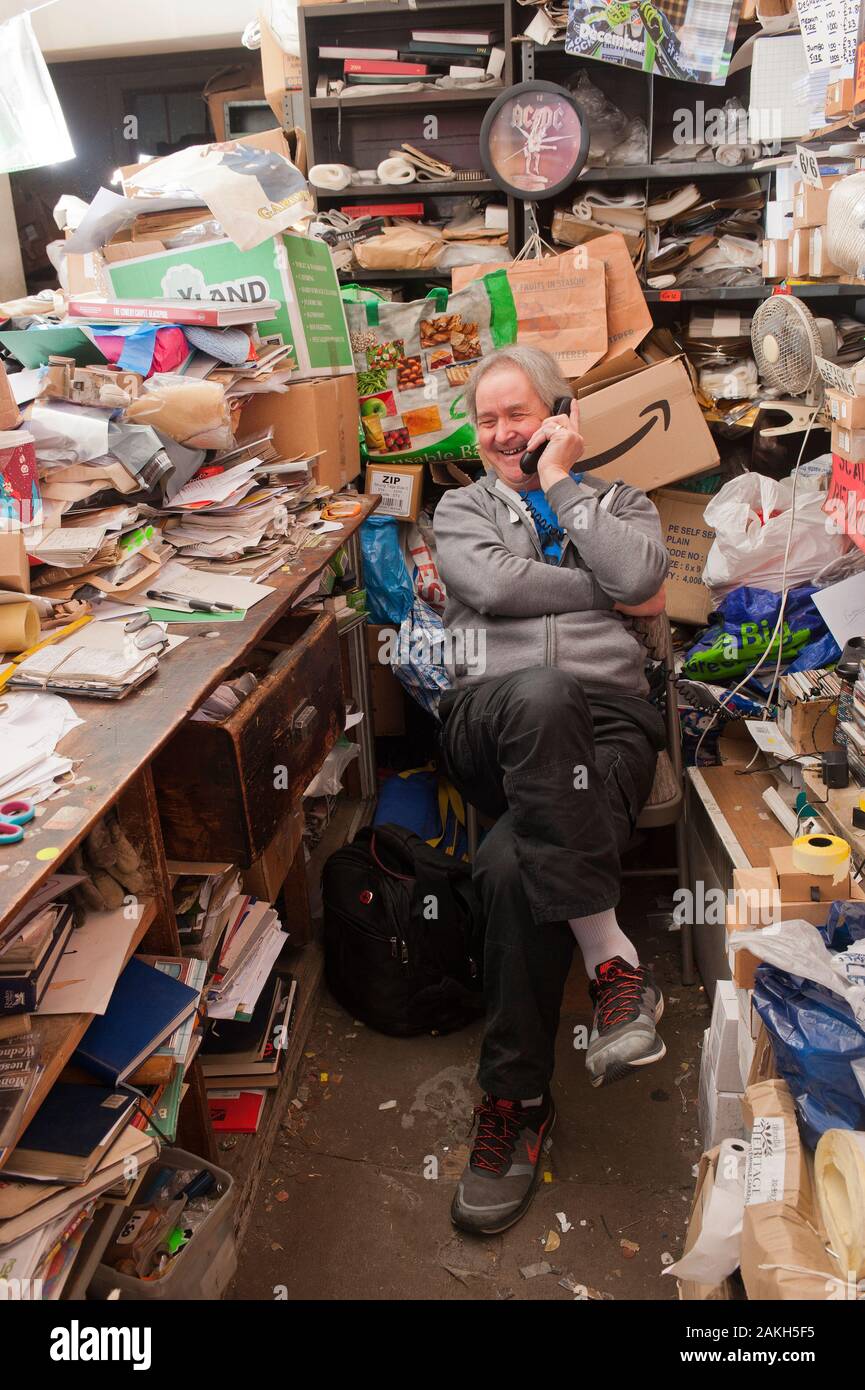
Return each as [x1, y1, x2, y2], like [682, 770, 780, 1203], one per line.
[480, 82, 589, 200]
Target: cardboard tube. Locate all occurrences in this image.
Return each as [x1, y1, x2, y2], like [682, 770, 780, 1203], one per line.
[0, 601, 39, 654]
[815, 1129, 865, 1279]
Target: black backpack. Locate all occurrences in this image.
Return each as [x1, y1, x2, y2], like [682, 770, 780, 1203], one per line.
[322, 824, 485, 1037]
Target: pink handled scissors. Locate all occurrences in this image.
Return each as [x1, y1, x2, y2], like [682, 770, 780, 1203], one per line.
[0, 800, 35, 845]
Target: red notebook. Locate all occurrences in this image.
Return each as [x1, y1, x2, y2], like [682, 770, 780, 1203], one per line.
[344, 59, 428, 75]
[208, 1090, 266, 1134]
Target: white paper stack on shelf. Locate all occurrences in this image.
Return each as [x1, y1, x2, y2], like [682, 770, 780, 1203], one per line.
[140, 558, 274, 614]
[163, 489, 290, 563]
[698, 982, 748, 1149]
[206, 896, 288, 1021]
[0, 693, 83, 805]
[29, 524, 109, 569]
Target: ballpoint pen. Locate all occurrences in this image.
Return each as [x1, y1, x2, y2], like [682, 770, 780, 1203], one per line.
[145, 589, 236, 613]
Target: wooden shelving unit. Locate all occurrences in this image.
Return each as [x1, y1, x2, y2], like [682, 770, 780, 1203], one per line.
[298, 0, 520, 265]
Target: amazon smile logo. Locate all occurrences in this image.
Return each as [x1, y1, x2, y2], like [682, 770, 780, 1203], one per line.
[579, 400, 671, 472]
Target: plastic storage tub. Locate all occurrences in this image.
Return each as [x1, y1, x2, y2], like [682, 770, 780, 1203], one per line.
[87, 1147, 237, 1301]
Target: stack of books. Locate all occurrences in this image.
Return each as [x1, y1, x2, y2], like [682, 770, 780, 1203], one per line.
[202, 972, 297, 1090]
[0, 1028, 42, 1162]
[317, 28, 504, 91]
[0, 901, 75, 1016]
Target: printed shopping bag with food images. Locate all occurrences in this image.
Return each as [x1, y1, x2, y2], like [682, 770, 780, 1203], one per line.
[345, 281, 516, 467]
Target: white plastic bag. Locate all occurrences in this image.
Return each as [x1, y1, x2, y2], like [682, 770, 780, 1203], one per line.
[703, 472, 849, 598]
[0, 12, 74, 174]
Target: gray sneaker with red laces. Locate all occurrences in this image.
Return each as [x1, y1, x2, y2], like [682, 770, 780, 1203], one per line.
[451, 1094, 556, 1235]
[586, 956, 665, 1087]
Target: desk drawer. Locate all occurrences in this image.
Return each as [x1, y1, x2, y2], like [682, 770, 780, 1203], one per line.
[154, 611, 343, 865]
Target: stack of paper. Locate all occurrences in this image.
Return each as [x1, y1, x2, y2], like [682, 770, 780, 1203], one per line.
[8, 622, 184, 699]
[166, 459, 260, 511]
[142, 558, 274, 616]
[30, 524, 109, 568]
[0, 693, 83, 805]
[207, 897, 288, 1021]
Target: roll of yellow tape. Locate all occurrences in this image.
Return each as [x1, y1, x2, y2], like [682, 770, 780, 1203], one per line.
[815, 1129, 865, 1279]
[791, 832, 851, 884]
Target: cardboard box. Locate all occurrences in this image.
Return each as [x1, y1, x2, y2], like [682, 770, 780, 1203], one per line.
[260, 13, 303, 126]
[731, 866, 778, 925]
[828, 389, 865, 429]
[677, 1148, 736, 1301]
[0, 364, 21, 432]
[792, 179, 840, 229]
[649, 487, 713, 625]
[105, 234, 354, 381]
[241, 807, 304, 901]
[698, 1033, 747, 1147]
[736, 984, 760, 1040]
[790, 224, 839, 280]
[809, 226, 840, 279]
[707, 981, 742, 1094]
[203, 66, 266, 143]
[765, 199, 793, 240]
[738, 1022, 756, 1089]
[365, 462, 424, 521]
[0, 533, 30, 594]
[790, 227, 811, 277]
[574, 357, 718, 491]
[779, 694, 836, 754]
[826, 77, 854, 119]
[769, 843, 849, 902]
[762, 237, 788, 280]
[365, 624, 406, 736]
[746, 1020, 778, 1086]
[832, 421, 865, 462]
[240, 375, 360, 492]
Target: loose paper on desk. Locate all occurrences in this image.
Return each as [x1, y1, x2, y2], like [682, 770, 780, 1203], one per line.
[169, 460, 260, 509]
[149, 559, 273, 613]
[38, 906, 141, 1015]
[0, 692, 82, 804]
[813, 572, 865, 650]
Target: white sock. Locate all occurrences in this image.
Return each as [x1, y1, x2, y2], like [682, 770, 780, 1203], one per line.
[521, 1095, 543, 1107]
[569, 909, 639, 979]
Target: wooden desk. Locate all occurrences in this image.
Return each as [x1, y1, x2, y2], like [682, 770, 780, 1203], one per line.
[0, 496, 378, 1187]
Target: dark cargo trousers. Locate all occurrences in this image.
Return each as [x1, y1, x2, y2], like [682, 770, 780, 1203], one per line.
[439, 668, 665, 1099]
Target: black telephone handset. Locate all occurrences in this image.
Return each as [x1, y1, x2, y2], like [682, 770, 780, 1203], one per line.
[519, 396, 573, 476]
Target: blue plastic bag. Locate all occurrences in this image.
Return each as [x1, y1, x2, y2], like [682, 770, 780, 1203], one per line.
[823, 900, 865, 952]
[683, 584, 838, 682]
[753, 963, 865, 1149]
[361, 515, 414, 625]
[374, 765, 468, 858]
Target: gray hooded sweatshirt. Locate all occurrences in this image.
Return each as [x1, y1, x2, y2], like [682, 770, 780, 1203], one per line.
[433, 471, 669, 699]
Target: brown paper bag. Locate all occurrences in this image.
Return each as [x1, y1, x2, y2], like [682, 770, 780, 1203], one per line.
[452, 237, 649, 371]
[355, 224, 444, 271]
[740, 1079, 840, 1300]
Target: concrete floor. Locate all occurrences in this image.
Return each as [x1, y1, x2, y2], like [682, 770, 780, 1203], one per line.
[231, 888, 709, 1302]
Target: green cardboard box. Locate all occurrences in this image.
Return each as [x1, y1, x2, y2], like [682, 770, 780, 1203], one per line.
[105, 233, 353, 380]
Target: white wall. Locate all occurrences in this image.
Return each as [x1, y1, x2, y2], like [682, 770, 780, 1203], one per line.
[0, 176, 25, 300]
[0, 0, 262, 61]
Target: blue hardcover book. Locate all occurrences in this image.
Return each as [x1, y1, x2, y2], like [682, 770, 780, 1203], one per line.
[73, 956, 199, 1086]
[4, 1083, 137, 1182]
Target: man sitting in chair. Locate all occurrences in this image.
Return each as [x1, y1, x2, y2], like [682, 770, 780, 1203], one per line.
[433, 345, 669, 1236]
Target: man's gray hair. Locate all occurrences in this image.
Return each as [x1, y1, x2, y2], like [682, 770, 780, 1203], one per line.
[463, 346, 573, 425]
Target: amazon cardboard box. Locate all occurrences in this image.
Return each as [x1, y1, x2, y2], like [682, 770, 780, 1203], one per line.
[574, 356, 718, 491]
[240, 374, 360, 492]
[649, 487, 714, 625]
